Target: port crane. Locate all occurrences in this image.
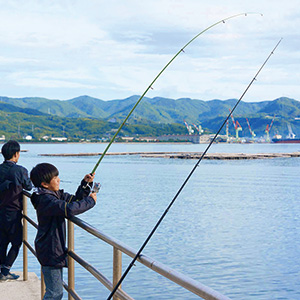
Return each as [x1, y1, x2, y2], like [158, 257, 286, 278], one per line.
[229, 109, 242, 140]
[183, 120, 194, 135]
[192, 123, 204, 135]
[226, 120, 230, 142]
[246, 118, 256, 140]
[265, 115, 275, 142]
[287, 124, 296, 139]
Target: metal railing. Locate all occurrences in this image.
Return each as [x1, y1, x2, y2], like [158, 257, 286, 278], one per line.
[22, 191, 231, 300]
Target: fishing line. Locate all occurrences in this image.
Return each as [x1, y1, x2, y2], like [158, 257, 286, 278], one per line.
[106, 38, 282, 299]
[91, 12, 262, 174]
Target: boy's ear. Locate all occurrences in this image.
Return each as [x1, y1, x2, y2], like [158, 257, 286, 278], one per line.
[12, 151, 20, 161]
[41, 182, 48, 189]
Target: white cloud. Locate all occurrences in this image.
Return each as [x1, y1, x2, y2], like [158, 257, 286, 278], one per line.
[0, 56, 39, 64]
[14, 77, 96, 89]
[0, 0, 298, 101]
[0, 13, 106, 49]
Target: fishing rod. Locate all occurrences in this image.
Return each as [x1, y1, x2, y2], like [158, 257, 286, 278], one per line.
[106, 39, 282, 299]
[91, 12, 262, 174]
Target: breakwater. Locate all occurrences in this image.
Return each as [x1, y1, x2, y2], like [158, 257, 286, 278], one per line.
[39, 151, 300, 159]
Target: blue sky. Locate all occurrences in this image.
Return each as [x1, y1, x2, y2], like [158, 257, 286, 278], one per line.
[0, 0, 299, 102]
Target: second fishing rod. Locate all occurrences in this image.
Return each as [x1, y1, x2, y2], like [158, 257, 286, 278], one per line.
[106, 38, 282, 299]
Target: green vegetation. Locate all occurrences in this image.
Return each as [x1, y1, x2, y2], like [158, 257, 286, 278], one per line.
[0, 95, 299, 141]
[0, 111, 186, 141]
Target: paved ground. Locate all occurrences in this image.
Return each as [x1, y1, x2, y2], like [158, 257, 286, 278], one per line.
[0, 272, 40, 300]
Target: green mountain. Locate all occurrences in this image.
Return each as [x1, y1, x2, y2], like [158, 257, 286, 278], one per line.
[1, 95, 299, 121]
[0, 101, 46, 116]
[0, 96, 93, 118]
[0, 95, 299, 139]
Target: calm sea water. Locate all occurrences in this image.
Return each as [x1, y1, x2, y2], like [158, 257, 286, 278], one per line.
[13, 143, 300, 300]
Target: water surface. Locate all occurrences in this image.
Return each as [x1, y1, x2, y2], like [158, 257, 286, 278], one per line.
[14, 143, 300, 299]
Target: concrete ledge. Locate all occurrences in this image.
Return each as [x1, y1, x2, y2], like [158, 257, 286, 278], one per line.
[0, 272, 40, 300]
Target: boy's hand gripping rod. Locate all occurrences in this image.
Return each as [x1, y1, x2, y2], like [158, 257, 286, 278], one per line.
[106, 39, 282, 299]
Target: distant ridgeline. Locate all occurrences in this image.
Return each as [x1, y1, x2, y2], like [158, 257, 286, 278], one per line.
[0, 95, 299, 140]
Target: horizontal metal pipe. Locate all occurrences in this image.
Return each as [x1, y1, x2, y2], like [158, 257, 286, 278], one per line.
[139, 254, 231, 300]
[63, 281, 82, 300]
[70, 216, 132, 255]
[23, 214, 38, 229]
[23, 240, 37, 257]
[70, 216, 231, 300]
[68, 251, 134, 300]
[23, 190, 31, 197]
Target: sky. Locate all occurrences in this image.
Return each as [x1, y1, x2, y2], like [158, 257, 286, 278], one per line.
[0, 0, 299, 102]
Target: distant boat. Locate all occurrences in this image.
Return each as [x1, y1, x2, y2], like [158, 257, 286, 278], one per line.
[272, 138, 300, 143]
[272, 125, 300, 143]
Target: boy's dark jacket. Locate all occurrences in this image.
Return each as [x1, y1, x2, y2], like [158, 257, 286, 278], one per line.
[31, 180, 95, 267]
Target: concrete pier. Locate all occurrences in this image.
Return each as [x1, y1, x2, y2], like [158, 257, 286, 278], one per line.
[0, 272, 40, 300]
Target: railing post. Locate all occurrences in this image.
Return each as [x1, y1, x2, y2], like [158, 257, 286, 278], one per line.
[113, 247, 122, 300]
[68, 220, 75, 300]
[22, 194, 28, 281]
[41, 267, 46, 300]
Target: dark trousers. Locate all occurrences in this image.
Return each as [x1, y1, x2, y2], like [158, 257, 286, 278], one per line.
[0, 209, 23, 269]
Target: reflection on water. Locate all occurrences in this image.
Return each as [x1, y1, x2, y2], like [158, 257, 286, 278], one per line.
[14, 143, 300, 299]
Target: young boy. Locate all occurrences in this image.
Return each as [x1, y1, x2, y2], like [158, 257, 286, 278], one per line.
[30, 163, 97, 300]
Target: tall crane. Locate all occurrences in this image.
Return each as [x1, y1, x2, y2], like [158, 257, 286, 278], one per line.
[229, 109, 242, 140]
[287, 124, 296, 139]
[184, 120, 194, 135]
[265, 115, 275, 142]
[192, 123, 204, 135]
[246, 118, 256, 140]
[226, 120, 230, 142]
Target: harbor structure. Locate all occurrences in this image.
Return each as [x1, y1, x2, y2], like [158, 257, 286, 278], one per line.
[157, 134, 210, 143]
[265, 115, 275, 142]
[229, 109, 242, 141]
[184, 120, 195, 135]
[246, 118, 256, 140]
[272, 124, 300, 143]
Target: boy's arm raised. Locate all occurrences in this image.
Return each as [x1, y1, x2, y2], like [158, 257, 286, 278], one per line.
[63, 191, 96, 217]
[65, 194, 96, 217]
[34, 193, 96, 218]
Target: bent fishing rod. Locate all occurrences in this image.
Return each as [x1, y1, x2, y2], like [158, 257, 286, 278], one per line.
[106, 39, 282, 299]
[91, 12, 262, 174]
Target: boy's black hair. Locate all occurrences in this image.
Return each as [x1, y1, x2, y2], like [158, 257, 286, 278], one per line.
[1, 140, 20, 160]
[30, 163, 59, 188]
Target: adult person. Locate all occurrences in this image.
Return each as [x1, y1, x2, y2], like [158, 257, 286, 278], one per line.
[0, 140, 32, 280]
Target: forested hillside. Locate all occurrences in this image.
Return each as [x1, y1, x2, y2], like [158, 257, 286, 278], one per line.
[0, 95, 299, 140]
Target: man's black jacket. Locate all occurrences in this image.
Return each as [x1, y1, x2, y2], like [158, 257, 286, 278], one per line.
[0, 160, 32, 210]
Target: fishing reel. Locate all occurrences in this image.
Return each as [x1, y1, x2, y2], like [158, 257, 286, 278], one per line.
[91, 182, 101, 193]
